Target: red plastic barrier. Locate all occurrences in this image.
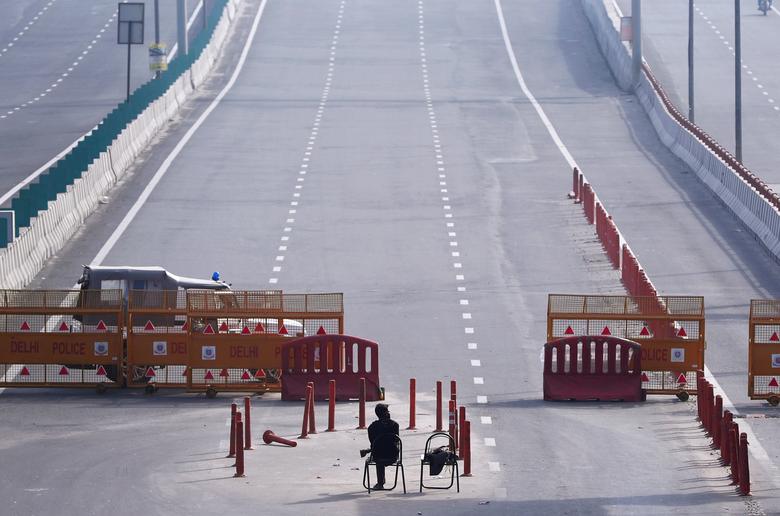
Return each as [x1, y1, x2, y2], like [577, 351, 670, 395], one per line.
[583, 184, 595, 224]
[543, 336, 644, 401]
[281, 334, 380, 401]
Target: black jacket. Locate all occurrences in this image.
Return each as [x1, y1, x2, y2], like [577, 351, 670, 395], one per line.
[368, 417, 400, 461]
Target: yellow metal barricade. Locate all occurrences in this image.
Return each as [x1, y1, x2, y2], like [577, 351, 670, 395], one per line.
[0, 290, 124, 392]
[126, 290, 189, 391]
[547, 294, 705, 398]
[185, 290, 344, 397]
[748, 299, 780, 405]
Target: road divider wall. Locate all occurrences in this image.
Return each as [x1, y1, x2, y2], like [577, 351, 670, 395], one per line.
[582, 0, 780, 262]
[0, 0, 241, 289]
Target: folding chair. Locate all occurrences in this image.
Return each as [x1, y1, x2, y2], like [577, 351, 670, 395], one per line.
[362, 434, 406, 494]
[420, 432, 459, 492]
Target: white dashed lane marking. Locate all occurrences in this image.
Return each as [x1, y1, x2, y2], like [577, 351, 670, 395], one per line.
[694, 5, 778, 112]
[0, 6, 120, 120]
[418, 0, 499, 479]
[267, 0, 346, 284]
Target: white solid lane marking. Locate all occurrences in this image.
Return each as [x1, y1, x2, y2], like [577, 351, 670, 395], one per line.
[90, 0, 271, 265]
[494, 0, 576, 168]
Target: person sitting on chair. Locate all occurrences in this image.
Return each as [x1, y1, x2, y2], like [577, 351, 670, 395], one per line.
[366, 403, 399, 490]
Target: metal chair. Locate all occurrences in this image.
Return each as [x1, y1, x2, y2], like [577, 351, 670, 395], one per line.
[362, 433, 406, 494]
[420, 432, 459, 492]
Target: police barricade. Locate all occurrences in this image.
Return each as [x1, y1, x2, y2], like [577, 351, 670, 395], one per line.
[748, 299, 780, 405]
[543, 336, 643, 401]
[548, 294, 705, 399]
[185, 290, 344, 397]
[280, 334, 381, 401]
[126, 290, 189, 391]
[0, 289, 124, 392]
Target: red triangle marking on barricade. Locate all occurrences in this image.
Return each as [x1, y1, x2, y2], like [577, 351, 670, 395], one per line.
[241, 326, 251, 335]
[144, 320, 155, 331]
[278, 324, 288, 335]
[254, 322, 265, 333]
[564, 326, 574, 335]
[203, 324, 215, 335]
[96, 320, 107, 331]
[317, 326, 327, 335]
[641, 372, 649, 382]
[181, 321, 189, 332]
[204, 370, 214, 380]
[676, 373, 687, 384]
[639, 326, 650, 336]
[769, 377, 779, 388]
[601, 326, 611, 336]
[771, 332, 780, 342]
[96, 365, 107, 377]
[20, 366, 30, 376]
[145, 367, 156, 378]
[181, 367, 188, 377]
[241, 370, 251, 380]
[19, 321, 30, 331]
[219, 368, 229, 378]
[677, 327, 687, 338]
[59, 366, 69, 376]
[219, 322, 229, 332]
[254, 368, 266, 378]
[58, 321, 69, 332]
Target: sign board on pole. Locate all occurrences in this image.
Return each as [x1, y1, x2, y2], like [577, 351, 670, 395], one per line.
[149, 43, 168, 71]
[620, 16, 633, 41]
[118, 3, 145, 44]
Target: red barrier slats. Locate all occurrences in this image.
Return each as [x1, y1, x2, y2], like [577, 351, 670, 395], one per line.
[544, 346, 553, 374]
[595, 339, 604, 375]
[619, 344, 630, 375]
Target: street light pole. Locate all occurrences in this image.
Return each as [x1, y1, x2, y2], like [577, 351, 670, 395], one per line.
[735, 0, 742, 162]
[154, 0, 161, 79]
[631, 0, 642, 88]
[177, 0, 188, 57]
[688, 0, 694, 122]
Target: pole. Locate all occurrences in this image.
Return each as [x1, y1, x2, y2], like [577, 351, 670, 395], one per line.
[631, 0, 642, 88]
[407, 378, 416, 430]
[735, 0, 742, 162]
[154, 0, 161, 79]
[688, 0, 694, 122]
[126, 42, 131, 103]
[435, 380, 443, 432]
[327, 379, 336, 432]
[243, 396, 252, 450]
[177, 0, 188, 57]
[202, 0, 207, 30]
[227, 403, 237, 458]
[234, 413, 245, 477]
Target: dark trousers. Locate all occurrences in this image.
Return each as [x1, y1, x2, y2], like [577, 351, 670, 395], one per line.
[375, 464, 386, 485]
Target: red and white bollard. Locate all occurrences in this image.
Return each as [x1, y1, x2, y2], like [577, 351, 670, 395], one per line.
[435, 380, 443, 432]
[263, 429, 298, 447]
[228, 403, 237, 458]
[327, 379, 336, 432]
[448, 399, 457, 450]
[307, 381, 317, 434]
[299, 384, 313, 439]
[357, 377, 366, 430]
[407, 378, 416, 430]
[462, 419, 472, 477]
[244, 396, 253, 450]
[458, 406, 466, 459]
[234, 412, 245, 477]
